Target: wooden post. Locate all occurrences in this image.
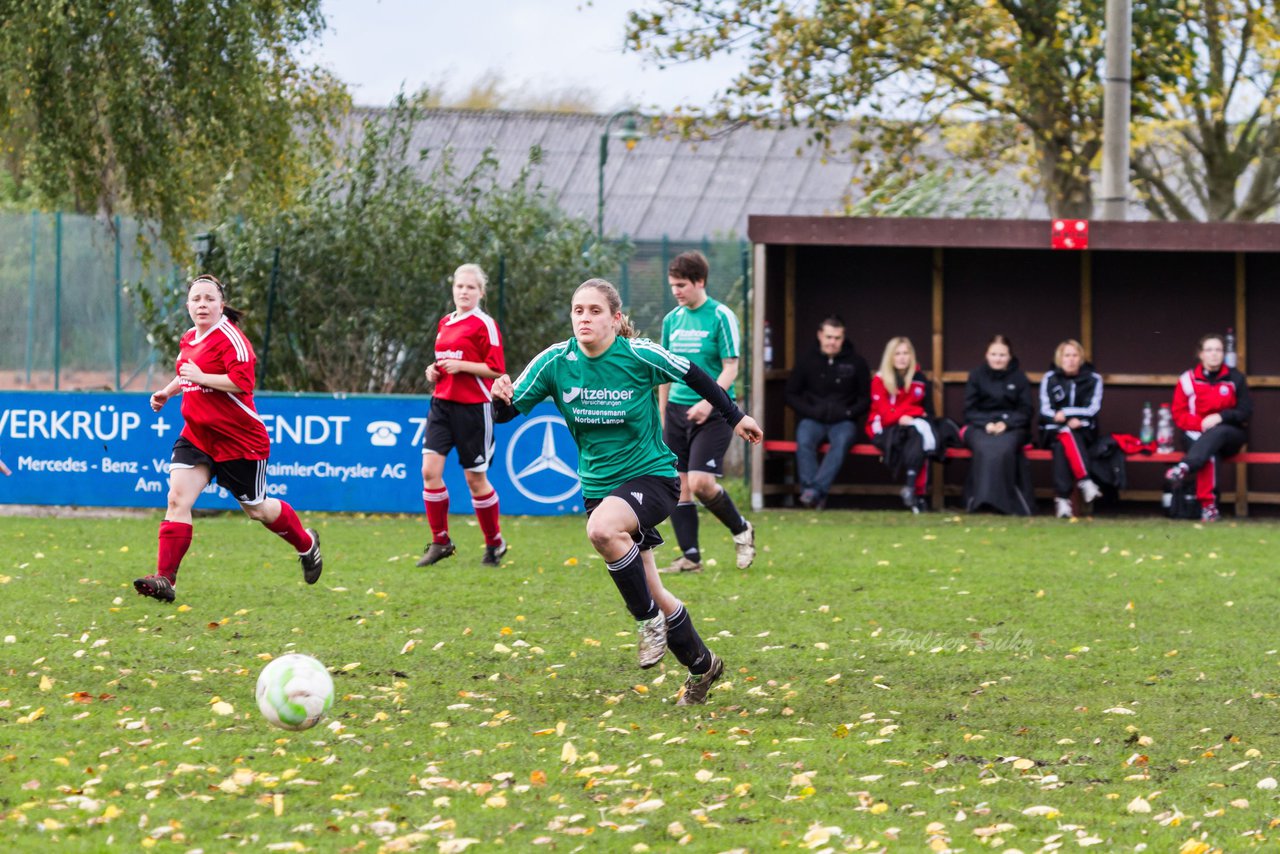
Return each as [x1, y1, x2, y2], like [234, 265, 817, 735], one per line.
[931, 247, 946, 510]
[1080, 251, 1093, 356]
[783, 246, 797, 442]
[750, 242, 768, 511]
[1233, 253, 1244, 517]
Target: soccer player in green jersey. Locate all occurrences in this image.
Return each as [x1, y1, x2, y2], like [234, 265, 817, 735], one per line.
[657, 251, 755, 574]
[491, 278, 763, 705]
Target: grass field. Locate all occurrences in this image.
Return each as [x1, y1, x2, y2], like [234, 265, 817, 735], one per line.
[2, 506, 1279, 852]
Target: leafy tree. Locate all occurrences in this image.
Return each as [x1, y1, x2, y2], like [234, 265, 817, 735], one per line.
[624, 1, 1184, 218]
[140, 98, 628, 393]
[1132, 0, 1280, 221]
[0, 0, 346, 253]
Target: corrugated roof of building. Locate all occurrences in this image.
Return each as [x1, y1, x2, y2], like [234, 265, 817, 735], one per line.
[359, 107, 1043, 241]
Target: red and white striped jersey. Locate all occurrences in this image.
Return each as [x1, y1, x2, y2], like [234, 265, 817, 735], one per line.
[432, 308, 505, 404]
[177, 317, 269, 461]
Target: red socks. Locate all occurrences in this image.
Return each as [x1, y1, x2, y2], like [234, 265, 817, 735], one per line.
[156, 520, 192, 583]
[472, 489, 503, 547]
[264, 501, 314, 552]
[424, 487, 450, 544]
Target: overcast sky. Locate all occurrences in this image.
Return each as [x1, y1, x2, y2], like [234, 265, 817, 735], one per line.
[307, 0, 744, 112]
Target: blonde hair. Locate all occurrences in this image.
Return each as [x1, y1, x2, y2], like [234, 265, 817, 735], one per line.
[877, 336, 918, 397]
[453, 263, 488, 295]
[574, 278, 635, 338]
[1053, 338, 1086, 370]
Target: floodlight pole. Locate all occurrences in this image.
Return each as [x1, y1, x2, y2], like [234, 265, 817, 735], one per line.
[597, 108, 642, 242]
[1100, 0, 1132, 220]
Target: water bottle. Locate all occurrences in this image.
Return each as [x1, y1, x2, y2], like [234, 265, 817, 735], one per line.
[763, 320, 774, 371]
[1139, 402, 1154, 445]
[1156, 404, 1175, 454]
[1225, 327, 1237, 369]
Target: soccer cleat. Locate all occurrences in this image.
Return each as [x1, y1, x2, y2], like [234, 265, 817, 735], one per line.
[732, 520, 756, 569]
[658, 555, 702, 574]
[1164, 462, 1189, 485]
[481, 539, 508, 567]
[134, 574, 176, 603]
[416, 540, 456, 567]
[1054, 497, 1074, 519]
[797, 488, 818, 509]
[1079, 478, 1102, 504]
[299, 529, 323, 584]
[1200, 504, 1220, 523]
[636, 610, 668, 669]
[676, 653, 724, 706]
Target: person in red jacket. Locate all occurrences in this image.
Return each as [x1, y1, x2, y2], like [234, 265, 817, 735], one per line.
[135, 275, 322, 603]
[418, 263, 509, 567]
[1165, 333, 1252, 522]
[867, 337, 935, 513]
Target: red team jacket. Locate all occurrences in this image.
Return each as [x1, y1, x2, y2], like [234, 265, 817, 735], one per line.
[433, 308, 505, 404]
[177, 317, 269, 461]
[1171, 364, 1251, 436]
[867, 371, 930, 436]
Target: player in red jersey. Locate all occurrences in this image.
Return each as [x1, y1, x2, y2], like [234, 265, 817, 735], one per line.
[417, 264, 509, 567]
[133, 275, 322, 603]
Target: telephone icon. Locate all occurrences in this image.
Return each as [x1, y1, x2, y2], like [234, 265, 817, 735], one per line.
[367, 420, 402, 447]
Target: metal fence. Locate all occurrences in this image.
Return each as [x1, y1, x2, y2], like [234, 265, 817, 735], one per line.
[0, 210, 750, 392]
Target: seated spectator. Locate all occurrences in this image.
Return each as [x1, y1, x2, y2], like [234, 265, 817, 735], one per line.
[963, 334, 1035, 515]
[1039, 339, 1104, 518]
[868, 336, 936, 513]
[1164, 333, 1252, 522]
[784, 316, 870, 509]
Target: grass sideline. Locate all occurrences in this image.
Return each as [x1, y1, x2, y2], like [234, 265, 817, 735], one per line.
[2, 508, 1279, 852]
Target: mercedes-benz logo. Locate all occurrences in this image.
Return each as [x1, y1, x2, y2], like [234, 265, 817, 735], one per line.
[505, 415, 581, 504]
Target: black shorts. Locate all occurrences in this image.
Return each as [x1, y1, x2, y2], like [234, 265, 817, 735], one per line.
[663, 403, 733, 476]
[424, 398, 495, 471]
[170, 436, 267, 505]
[584, 475, 679, 551]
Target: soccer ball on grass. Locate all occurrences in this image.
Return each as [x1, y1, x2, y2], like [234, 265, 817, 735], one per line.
[255, 653, 334, 731]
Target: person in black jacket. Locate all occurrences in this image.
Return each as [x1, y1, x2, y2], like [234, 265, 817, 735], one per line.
[1039, 339, 1105, 519]
[784, 316, 870, 508]
[963, 334, 1035, 515]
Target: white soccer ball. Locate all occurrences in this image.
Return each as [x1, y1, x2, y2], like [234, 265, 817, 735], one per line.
[255, 653, 335, 731]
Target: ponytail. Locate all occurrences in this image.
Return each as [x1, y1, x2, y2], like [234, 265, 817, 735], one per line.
[617, 313, 636, 339]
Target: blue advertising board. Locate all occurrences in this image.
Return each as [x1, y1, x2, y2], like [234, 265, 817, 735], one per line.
[0, 392, 582, 516]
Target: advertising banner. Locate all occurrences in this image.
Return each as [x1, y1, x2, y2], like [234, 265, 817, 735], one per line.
[0, 392, 582, 516]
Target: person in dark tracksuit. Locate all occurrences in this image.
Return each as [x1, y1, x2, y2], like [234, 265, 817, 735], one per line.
[963, 334, 1035, 515]
[784, 316, 870, 509]
[1164, 333, 1251, 522]
[1039, 338, 1104, 519]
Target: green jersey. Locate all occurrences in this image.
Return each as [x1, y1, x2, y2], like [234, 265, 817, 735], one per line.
[511, 336, 690, 498]
[661, 296, 740, 405]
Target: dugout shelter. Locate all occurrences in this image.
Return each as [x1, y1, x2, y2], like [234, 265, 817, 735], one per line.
[747, 216, 1280, 515]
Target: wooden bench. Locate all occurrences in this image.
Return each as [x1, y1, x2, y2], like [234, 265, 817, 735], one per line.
[762, 440, 1280, 514]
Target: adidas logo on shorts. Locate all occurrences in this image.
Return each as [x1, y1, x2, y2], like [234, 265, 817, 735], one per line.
[706, 459, 716, 469]
[631, 491, 644, 504]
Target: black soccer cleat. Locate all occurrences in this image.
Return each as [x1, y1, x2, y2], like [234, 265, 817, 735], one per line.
[481, 539, 509, 567]
[416, 539, 456, 567]
[299, 528, 323, 584]
[134, 574, 176, 603]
